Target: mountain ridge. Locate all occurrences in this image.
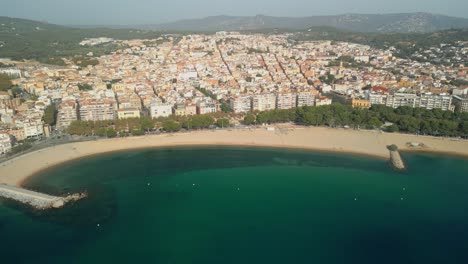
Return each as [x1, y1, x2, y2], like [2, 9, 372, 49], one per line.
[146, 13, 468, 33]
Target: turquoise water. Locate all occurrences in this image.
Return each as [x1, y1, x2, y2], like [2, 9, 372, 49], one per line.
[1, 147, 468, 263]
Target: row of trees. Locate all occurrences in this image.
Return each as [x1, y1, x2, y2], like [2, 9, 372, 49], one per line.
[65, 104, 468, 138]
[66, 114, 231, 136]
[243, 104, 468, 137]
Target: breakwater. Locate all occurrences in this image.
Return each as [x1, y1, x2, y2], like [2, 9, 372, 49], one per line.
[0, 184, 86, 209]
[389, 150, 405, 170]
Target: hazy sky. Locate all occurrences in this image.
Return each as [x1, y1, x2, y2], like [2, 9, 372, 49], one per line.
[2, 0, 467, 25]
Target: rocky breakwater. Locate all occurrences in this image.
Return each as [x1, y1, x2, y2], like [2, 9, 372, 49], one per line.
[0, 184, 86, 209]
[387, 144, 406, 170]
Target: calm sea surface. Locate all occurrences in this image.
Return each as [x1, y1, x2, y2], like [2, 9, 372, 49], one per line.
[1, 146, 468, 264]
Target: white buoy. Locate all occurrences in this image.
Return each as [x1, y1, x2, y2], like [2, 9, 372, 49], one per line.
[97, 223, 100, 227]
[354, 198, 358, 201]
[147, 183, 151, 186]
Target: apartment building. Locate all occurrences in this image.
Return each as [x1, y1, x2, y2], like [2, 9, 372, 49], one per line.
[79, 100, 116, 121]
[149, 99, 172, 118]
[297, 91, 315, 107]
[57, 100, 78, 129]
[117, 108, 141, 119]
[229, 96, 252, 113]
[252, 94, 276, 111]
[276, 93, 297, 110]
[197, 102, 218, 115]
[419, 93, 452, 111]
[453, 95, 468, 113]
[385, 93, 420, 108]
[0, 133, 12, 155]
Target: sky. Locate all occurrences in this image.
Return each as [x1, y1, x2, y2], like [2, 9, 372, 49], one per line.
[1, 0, 468, 25]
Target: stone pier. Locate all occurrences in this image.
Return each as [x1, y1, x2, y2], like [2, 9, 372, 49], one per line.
[0, 184, 86, 209]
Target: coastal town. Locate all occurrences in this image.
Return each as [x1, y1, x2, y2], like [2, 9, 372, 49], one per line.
[1, 32, 467, 155]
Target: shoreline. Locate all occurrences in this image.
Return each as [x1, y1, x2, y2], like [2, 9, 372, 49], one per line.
[1, 127, 468, 187]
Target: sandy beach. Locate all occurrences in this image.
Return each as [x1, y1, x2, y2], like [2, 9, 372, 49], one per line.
[1, 126, 468, 187]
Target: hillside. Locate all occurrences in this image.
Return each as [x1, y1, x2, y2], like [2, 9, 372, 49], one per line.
[149, 13, 468, 33]
[0, 17, 162, 62]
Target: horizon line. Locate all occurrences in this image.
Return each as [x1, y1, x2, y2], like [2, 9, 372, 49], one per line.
[1, 11, 468, 27]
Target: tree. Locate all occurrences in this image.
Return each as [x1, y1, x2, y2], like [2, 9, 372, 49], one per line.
[162, 120, 181, 132]
[106, 129, 117, 138]
[0, 74, 12, 91]
[77, 83, 93, 91]
[216, 118, 230, 128]
[43, 104, 57, 126]
[140, 117, 155, 132]
[385, 124, 399, 133]
[131, 129, 144, 136]
[387, 144, 398, 151]
[243, 113, 256, 125]
[11, 86, 23, 97]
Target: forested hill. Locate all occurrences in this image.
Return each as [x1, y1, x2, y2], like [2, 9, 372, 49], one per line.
[0, 17, 162, 62]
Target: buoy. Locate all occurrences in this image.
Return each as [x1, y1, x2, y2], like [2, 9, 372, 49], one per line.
[97, 224, 100, 227]
[147, 183, 151, 186]
[354, 198, 358, 201]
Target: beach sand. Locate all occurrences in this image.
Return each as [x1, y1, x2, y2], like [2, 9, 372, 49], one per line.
[1, 126, 468, 187]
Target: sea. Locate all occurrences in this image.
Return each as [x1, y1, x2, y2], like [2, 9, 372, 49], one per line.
[1, 146, 468, 264]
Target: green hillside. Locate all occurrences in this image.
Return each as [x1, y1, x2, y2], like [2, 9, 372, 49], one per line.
[0, 17, 162, 63]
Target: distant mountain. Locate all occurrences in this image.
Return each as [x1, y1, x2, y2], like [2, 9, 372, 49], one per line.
[147, 13, 468, 33]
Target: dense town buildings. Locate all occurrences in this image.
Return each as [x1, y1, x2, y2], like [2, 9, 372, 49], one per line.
[0, 32, 467, 154]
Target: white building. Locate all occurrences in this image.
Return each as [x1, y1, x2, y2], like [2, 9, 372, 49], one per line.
[229, 96, 252, 113]
[419, 93, 452, 111]
[197, 102, 218, 115]
[252, 94, 276, 111]
[150, 99, 172, 118]
[276, 93, 297, 110]
[385, 93, 419, 108]
[23, 119, 44, 138]
[57, 100, 78, 129]
[117, 108, 141, 119]
[453, 95, 468, 113]
[0, 68, 22, 78]
[79, 100, 116, 121]
[0, 133, 12, 155]
[368, 93, 387, 105]
[297, 91, 315, 107]
[315, 97, 332, 106]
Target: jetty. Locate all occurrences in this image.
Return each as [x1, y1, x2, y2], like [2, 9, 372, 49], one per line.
[0, 184, 86, 209]
[387, 144, 406, 170]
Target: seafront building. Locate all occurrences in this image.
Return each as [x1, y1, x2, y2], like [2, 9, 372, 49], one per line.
[368, 92, 453, 111]
[252, 94, 276, 111]
[79, 100, 116, 121]
[453, 95, 468, 113]
[0, 133, 12, 155]
[149, 99, 172, 118]
[57, 100, 78, 129]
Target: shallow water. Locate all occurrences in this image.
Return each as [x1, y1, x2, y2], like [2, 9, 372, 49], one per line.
[1, 147, 468, 263]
